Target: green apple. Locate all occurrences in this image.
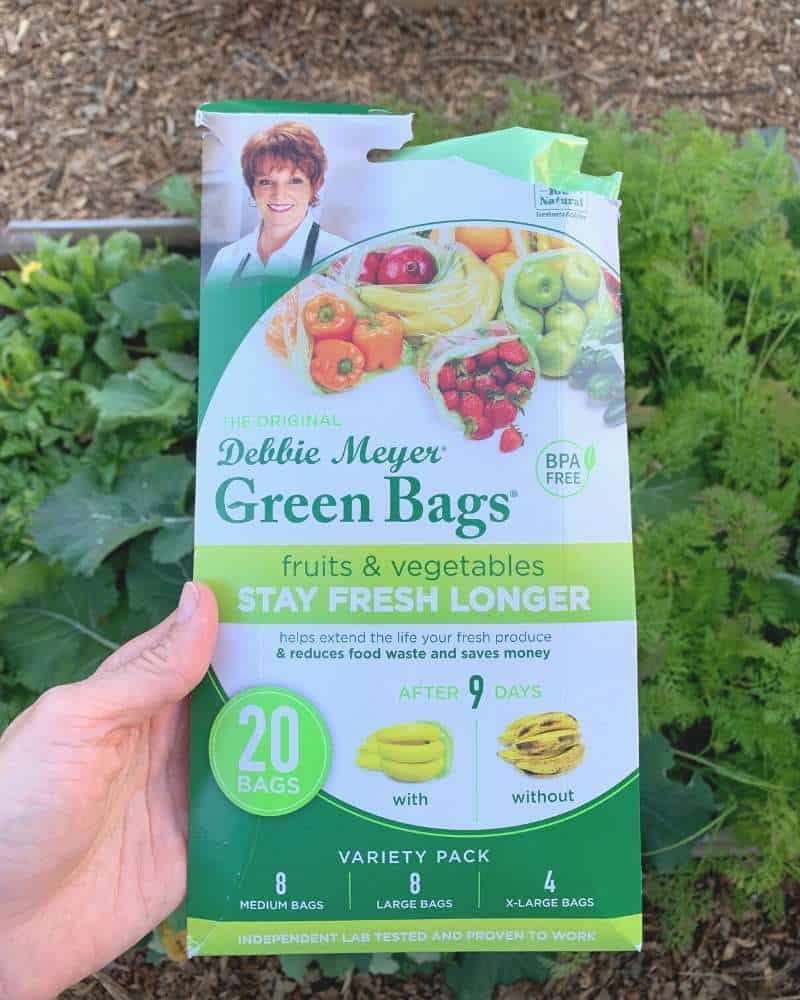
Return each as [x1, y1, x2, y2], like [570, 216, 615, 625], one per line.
[516, 259, 563, 309]
[514, 302, 544, 337]
[563, 253, 601, 301]
[536, 333, 579, 378]
[545, 301, 587, 344]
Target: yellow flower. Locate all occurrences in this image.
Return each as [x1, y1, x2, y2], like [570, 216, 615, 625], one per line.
[20, 260, 43, 284]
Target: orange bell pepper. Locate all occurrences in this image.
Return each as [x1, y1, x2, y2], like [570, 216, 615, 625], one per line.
[302, 293, 356, 341]
[310, 339, 365, 391]
[351, 312, 404, 371]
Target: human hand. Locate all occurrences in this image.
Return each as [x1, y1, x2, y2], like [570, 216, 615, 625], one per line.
[0, 582, 218, 1000]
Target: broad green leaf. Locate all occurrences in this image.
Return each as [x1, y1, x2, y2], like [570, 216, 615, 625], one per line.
[86, 358, 195, 429]
[631, 465, 705, 524]
[0, 565, 119, 692]
[159, 350, 199, 382]
[151, 518, 194, 563]
[279, 954, 368, 981]
[110, 257, 199, 332]
[101, 231, 143, 281]
[31, 455, 194, 575]
[156, 175, 201, 220]
[443, 952, 550, 999]
[93, 330, 133, 373]
[127, 535, 190, 622]
[0, 558, 53, 608]
[24, 305, 88, 336]
[640, 732, 717, 871]
[368, 954, 399, 975]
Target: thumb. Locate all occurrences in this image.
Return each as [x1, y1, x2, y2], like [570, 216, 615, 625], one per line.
[80, 581, 219, 724]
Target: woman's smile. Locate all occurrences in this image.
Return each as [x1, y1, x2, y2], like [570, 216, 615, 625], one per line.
[253, 162, 314, 233]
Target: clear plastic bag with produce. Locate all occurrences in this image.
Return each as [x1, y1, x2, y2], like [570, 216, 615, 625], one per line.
[502, 248, 620, 377]
[333, 233, 501, 342]
[417, 319, 540, 449]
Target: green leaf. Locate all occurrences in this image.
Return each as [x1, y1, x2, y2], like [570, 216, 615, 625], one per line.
[159, 350, 199, 382]
[101, 231, 143, 280]
[127, 535, 190, 622]
[156, 175, 201, 220]
[86, 358, 195, 429]
[110, 257, 199, 333]
[640, 732, 717, 871]
[30, 455, 194, 575]
[584, 443, 597, 472]
[277, 955, 309, 981]
[0, 558, 53, 608]
[151, 519, 194, 563]
[631, 465, 705, 524]
[443, 952, 550, 999]
[94, 330, 133, 373]
[279, 954, 367, 981]
[0, 565, 119, 692]
[368, 953, 400, 975]
[772, 572, 800, 619]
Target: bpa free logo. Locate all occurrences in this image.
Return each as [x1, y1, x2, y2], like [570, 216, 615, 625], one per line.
[535, 439, 596, 497]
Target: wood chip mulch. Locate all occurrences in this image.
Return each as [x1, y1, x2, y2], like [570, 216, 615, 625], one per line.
[1, 0, 799, 227]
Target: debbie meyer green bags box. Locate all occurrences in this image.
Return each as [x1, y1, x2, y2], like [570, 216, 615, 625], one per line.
[188, 101, 641, 957]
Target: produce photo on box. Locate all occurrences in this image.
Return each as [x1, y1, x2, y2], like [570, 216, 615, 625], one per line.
[190, 101, 640, 959]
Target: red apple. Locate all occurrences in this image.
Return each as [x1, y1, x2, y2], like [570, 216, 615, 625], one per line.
[358, 251, 385, 284]
[377, 245, 437, 284]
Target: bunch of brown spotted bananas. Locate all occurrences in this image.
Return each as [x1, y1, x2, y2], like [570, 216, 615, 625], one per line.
[498, 711, 585, 776]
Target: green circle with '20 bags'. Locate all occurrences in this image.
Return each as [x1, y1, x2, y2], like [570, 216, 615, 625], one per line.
[209, 686, 331, 817]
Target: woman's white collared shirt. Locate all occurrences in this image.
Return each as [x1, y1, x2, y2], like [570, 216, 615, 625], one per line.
[206, 213, 349, 283]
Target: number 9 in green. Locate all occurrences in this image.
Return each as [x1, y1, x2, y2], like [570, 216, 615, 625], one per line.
[469, 674, 484, 709]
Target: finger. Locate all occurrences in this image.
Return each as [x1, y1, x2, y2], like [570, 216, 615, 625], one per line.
[78, 581, 219, 725]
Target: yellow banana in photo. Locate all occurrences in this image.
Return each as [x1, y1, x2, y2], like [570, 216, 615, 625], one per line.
[356, 721, 451, 782]
[378, 739, 446, 764]
[516, 743, 586, 776]
[498, 712, 586, 778]
[373, 722, 443, 744]
[499, 711, 578, 744]
[381, 758, 446, 783]
[514, 729, 582, 756]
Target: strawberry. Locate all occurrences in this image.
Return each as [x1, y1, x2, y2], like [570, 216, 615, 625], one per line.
[498, 340, 529, 366]
[505, 380, 531, 407]
[475, 347, 498, 370]
[500, 425, 525, 453]
[489, 363, 509, 386]
[442, 389, 460, 411]
[437, 364, 457, 391]
[474, 372, 498, 397]
[466, 416, 494, 440]
[460, 355, 477, 375]
[455, 373, 475, 392]
[458, 392, 484, 422]
[485, 397, 517, 429]
[516, 368, 536, 389]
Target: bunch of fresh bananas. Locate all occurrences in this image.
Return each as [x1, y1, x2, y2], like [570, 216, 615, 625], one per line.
[356, 722, 450, 782]
[358, 246, 500, 340]
[498, 711, 585, 776]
